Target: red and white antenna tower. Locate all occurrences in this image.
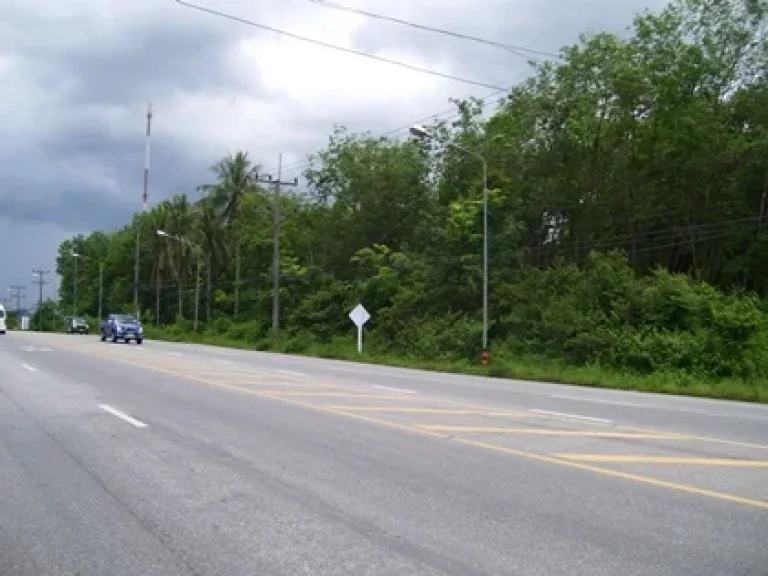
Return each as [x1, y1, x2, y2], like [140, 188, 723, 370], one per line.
[142, 101, 152, 212]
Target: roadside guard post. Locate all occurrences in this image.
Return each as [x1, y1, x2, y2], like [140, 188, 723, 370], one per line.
[481, 349, 490, 366]
[348, 303, 371, 354]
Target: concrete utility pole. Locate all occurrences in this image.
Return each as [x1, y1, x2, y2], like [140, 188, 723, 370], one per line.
[32, 269, 50, 330]
[9, 285, 26, 321]
[257, 154, 298, 334]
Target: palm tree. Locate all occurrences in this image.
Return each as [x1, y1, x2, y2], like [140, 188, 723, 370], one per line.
[197, 151, 261, 319]
[198, 151, 261, 224]
[196, 198, 227, 325]
[165, 194, 194, 320]
[150, 202, 171, 325]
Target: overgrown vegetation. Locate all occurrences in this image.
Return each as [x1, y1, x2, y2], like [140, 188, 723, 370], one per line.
[49, 0, 768, 402]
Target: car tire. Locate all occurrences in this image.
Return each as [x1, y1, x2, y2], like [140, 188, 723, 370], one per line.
[112, 334, 118, 343]
[100, 332, 106, 342]
[136, 339, 143, 345]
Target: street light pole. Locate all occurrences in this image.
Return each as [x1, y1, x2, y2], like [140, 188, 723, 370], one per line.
[481, 158, 488, 356]
[72, 252, 80, 317]
[409, 124, 490, 363]
[134, 226, 140, 320]
[194, 248, 200, 332]
[98, 262, 104, 321]
[157, 230, 200, 331]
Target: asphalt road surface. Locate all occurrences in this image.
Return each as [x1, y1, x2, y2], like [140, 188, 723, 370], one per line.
[1, 331, 767, 576]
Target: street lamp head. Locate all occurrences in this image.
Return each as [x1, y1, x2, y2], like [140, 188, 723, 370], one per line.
[156, 229, 169, 238]
[409, 124, 430, 139]
[72, 252, 80, 258]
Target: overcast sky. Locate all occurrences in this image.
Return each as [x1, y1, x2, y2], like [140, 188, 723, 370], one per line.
[0, 0, 666, 307]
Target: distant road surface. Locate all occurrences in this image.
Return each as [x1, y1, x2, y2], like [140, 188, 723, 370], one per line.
[1, 331, 767, 575]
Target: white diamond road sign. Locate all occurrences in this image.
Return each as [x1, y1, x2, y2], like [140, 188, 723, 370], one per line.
[348, 303, 371, 353]
[348, 303, 370, 327]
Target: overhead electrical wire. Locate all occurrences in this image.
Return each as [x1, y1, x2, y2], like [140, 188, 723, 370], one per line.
[142, 218, 761, 293]
[267, 86, 513, 178]
[308, 0, 562, 61]
[174, 0, 506, 90]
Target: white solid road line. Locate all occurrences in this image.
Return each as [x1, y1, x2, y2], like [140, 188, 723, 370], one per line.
[21, 363, 37, 372]
[530, 409, 612, 424]
[98, 404, 148, 428]
[167, 352, 185, 357]
[372, 385, 417, 395]
[546, 393, 647, 408]
[545, 393, 768, 421]
[212, 359, 234, 365]
[276, 369, 306, 377]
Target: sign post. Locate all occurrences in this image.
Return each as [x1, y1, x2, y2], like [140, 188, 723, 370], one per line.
[348, 303, 371, 354]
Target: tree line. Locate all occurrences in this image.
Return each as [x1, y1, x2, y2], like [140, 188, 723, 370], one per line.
[53, 0, 768, 389]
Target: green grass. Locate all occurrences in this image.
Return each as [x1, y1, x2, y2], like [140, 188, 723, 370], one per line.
[143, 326, 768, 404]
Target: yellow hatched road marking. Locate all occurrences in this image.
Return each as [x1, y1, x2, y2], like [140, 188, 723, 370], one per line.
[616, 425, 768, 451]
[417, 426, 682, 439]
[457, 437, 768, 510]
[552, 454, 768, 467]
[54, 346, 768, 510]
[43, 340, 768, 450]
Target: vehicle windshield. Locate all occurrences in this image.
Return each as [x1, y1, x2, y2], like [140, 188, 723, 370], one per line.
[114, 315, 137, 324]
[73, 317, 86, 323]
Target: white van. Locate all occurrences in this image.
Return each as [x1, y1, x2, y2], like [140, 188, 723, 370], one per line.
[0, 304, 6, 334]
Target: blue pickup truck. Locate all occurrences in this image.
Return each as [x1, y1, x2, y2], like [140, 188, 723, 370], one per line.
[100, 313, 144, 344]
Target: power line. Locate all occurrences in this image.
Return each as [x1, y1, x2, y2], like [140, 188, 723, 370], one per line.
[308, 0, 562, 61]
[9, 285, 26, 318]
[546, 216, 762, 254]
[265, 86, 512, 179]
[174, 0, 507, 91]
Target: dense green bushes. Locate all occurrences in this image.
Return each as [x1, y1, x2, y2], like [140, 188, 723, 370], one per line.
[501, 251, 768, 380]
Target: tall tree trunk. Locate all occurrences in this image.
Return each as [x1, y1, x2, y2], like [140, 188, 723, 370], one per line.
[234, 239, 240, 320]
[177, 274, 183, 321]
[206, 254, 212, 326]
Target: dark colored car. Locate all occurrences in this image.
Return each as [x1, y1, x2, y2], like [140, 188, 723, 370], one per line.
[65, 316, 89, 335]
[100, 313, 144, 344]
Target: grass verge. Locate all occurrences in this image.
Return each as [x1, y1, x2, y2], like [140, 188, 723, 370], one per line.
[142, 326, 768, 404]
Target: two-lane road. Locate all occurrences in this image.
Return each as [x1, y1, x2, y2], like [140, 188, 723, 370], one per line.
[1, 331, 766, 575]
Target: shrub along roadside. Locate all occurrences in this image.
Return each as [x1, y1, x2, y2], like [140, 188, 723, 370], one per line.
[142, 325, 768, 404]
